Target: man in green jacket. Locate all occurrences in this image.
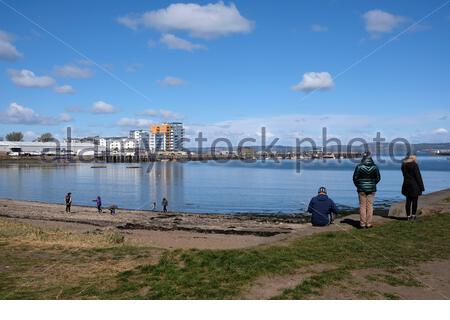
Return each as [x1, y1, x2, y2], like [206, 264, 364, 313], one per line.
[353, 153, 381, 228]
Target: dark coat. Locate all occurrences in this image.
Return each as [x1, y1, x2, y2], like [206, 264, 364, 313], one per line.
[353, 156, 381, 194]
[308, 194, 338, 226]
[401, 160, 425, 197]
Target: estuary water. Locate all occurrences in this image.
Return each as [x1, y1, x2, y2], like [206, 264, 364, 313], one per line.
[0, 156, 449, 215]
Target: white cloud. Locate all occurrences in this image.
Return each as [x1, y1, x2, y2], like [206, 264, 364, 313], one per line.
[433, 128, 448, 135]
[117, 2, 254, 39]
[54, 85, 75, 94]
[292, 72, 334, 92]
[0, 29, 23, 61]
[8, 69, 55, 88]
[362, 9, 405, 35]
[138, 108, 184, 120]
[91, 101, 117, 114]
[160, 33, 205, 51]
[311, 24, 328, 32]
[117, 117, 153, 127]
[157, 76, 186, 87]
[0, 30, 13, 42]
[0, 40, 23, 61]
[54, 64, 93, 78]
[0, 102, 72, 125]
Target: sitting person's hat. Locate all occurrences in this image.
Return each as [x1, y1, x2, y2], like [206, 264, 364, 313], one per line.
[318, 187, 327, 194]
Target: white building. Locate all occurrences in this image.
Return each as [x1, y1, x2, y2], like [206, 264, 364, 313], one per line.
[129, 130, 150, 150]
[0, 141, 105, 156]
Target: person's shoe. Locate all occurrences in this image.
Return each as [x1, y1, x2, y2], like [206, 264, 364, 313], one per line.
[360, 224, 366, 229]
[407, 215, 411, 221]
[366, 225, 373, 229]
[412, 215, 417, 221]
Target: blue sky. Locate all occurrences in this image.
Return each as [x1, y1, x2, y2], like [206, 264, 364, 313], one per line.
[0, 0, 449, 145]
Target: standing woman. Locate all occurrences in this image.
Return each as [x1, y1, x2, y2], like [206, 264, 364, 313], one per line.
[401, 155, 425, 220]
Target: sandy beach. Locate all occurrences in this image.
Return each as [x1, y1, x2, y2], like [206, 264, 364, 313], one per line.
[0, 198, 386, 249]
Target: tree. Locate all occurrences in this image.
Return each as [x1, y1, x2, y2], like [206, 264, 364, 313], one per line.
[5, 131, 23, 142]
[36, 132, 56, 142]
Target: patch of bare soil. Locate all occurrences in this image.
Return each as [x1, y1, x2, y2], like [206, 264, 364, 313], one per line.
[317, 259, 450, 299]
[241, 264, 333, 299]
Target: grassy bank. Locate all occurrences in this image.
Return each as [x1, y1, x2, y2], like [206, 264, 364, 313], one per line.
[1, 213, 450, 299]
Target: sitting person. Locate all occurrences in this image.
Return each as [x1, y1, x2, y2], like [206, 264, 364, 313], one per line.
[307, 187, 338, 226]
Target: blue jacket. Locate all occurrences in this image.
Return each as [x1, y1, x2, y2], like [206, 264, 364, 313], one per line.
[308, 194, 338, 226]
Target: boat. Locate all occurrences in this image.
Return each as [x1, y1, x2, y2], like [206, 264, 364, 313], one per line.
[322, 153, 336, 159]
[91, 165, 107, 169]
[126, 166, 141, 169]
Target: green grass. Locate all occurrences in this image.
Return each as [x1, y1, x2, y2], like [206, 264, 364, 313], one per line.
[1, 213, 450, 299]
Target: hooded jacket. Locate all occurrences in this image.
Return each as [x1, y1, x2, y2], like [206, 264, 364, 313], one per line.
[353, 156, 381, 194]
[401, 158, 425, 197]
[308, 194, 338, 226]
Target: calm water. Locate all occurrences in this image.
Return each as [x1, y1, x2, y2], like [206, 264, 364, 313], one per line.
[0, 157, 449, 215]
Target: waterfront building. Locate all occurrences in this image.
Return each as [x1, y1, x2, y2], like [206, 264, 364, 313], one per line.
[129, 130, 150, 150]
[149, 122, 184, 152]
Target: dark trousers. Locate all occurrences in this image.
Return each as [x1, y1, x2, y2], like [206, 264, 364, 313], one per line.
[405, 196, 418, 217]
[65, 204, 71, 213]
[163, 205, 167, 213]
[97, 205, 102, 213]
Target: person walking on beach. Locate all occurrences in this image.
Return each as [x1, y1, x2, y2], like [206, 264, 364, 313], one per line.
[307, 187, 338, 226]
[353, 152, 381, 229]
[65, 192, 72, 213]
[162, 198, 168, 213]
[93, 196, 102, 213]
[151, 202, 156, 211]
[401, 155, 425, 220]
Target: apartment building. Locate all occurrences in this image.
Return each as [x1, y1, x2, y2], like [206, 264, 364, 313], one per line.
[149, 122, 184, 152]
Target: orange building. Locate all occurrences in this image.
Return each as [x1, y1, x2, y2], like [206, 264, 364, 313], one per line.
[149, 122, 184, 152]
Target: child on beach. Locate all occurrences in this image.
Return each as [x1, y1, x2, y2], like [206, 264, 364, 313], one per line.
[162, 198, 168, 213]
[93, 196, 102, 213]
[151, 202, 157, 211]
[65, 192, 72, 213]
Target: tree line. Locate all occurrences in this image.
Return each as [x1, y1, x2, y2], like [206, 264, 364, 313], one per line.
[0, 132, 56, 142]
